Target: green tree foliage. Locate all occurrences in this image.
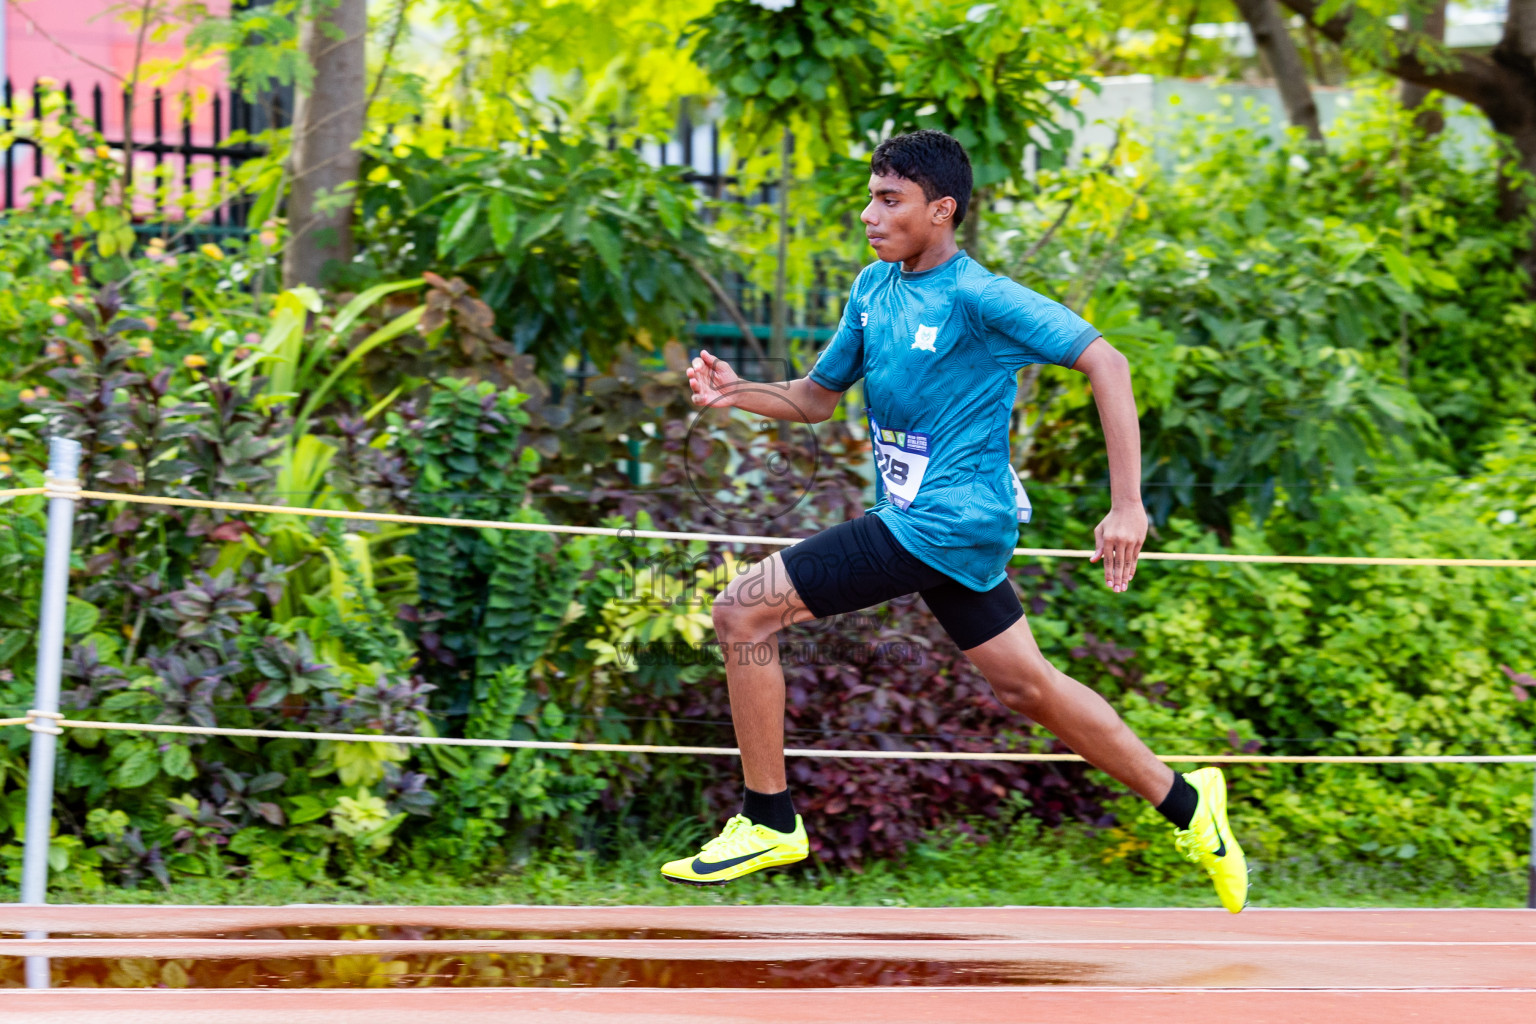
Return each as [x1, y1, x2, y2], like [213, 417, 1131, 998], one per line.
[1275, 0, 1536, 287]
[409, 0, 713, 142]
[1004, 92, 1533, 531]
[689, 0, 1112, 308]
[872, 1, 1108, 188]
[355, 135, 720, 377]
[688, 0, 888, 154]
[1087, 1, 1249, 79]
[185, 0, 311, 99]
[688, 0, 892, 363]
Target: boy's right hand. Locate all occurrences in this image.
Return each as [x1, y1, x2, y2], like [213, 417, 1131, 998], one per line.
[687, 349, 741, 409]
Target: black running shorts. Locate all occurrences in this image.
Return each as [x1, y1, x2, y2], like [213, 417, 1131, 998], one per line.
[780, 514, 1024, 651]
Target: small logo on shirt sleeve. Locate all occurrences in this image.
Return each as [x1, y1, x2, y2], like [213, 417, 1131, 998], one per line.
[859, 312, 868, 327]
[911, 325, 938, 352]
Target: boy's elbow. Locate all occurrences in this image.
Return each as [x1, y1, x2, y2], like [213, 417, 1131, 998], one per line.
[1073, 336, 1128, 376]
[801, 379, 842, 423]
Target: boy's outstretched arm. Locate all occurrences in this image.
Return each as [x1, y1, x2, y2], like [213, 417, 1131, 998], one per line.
[686, 349, 843, 424]
[1071, 337, 1148, 593]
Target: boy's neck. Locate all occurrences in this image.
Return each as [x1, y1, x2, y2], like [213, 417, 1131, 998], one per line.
[901, 236, 961, 274]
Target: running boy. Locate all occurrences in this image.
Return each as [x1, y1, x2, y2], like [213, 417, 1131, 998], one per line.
[663, 130, 1246, 912]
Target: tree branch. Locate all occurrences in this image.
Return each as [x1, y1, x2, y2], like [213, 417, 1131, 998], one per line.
[366, 0, 415, 118]
[1401, 0, 1447, 132]
[1172, 0, 1202, 78]
[1234, 0, 1323, 142]
[1277, 0, 1506, 112]
[680, 253, 767, 361]
[1020, 129, 1124, 267]
[1018, 196, 1075, 265]
[5, 0, 124, 82]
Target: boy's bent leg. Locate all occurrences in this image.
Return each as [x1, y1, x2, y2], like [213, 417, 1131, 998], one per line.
[715, 515, 940, 791]
[662, 516, 939, 886]
[659, 551, 817, 886]
[712, 550, 819, 792]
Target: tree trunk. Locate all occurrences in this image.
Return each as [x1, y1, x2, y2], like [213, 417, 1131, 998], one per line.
[1401, 0, 1448, 135]
[1485, 1, 1536, 263]
[1233, 0, 1324, 142]
[963, 186, 983, 261]
[283, 0, 368, 289]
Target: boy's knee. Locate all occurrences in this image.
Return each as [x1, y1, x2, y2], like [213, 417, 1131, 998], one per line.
[990, 659, 1058, 716]
[712, 593, 767, 643]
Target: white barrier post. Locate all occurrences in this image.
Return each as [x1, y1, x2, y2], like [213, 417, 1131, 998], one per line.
[1529, 766, 1536, 910]
[20, 437, 81, 989]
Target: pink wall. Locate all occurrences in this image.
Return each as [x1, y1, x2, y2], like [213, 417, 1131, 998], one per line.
[6, 0, 233, 213]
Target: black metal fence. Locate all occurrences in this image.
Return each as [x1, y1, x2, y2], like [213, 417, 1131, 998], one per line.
[1, 78, 282, 229]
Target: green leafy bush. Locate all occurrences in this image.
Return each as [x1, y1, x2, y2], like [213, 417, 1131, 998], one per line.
[1030, 438, 1536, 880]
[353, 135, 721, 377]
[1007, 89, 1535, 532]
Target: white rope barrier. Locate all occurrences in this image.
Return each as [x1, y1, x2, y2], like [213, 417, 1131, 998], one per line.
[0, 712, 1530, 765]
[2, 476, 1532, 763]
[22, 709, 63, 736]
[3, 483, 1534, 569]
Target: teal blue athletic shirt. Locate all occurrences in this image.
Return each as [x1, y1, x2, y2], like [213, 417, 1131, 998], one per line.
[807, 250, 1100, 593]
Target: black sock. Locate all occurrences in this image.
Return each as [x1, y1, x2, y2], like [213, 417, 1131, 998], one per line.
[742, 787, 797, 834]
[1155, 773, 1199, 831]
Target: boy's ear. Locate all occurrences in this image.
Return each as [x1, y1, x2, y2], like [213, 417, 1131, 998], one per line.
[931, 196, 957, 225]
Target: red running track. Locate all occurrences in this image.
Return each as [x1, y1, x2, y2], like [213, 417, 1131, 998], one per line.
[1, 904, 1532, 1023]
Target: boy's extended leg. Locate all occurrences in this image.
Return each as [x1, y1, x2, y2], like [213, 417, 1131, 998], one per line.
[961, 615, 1248, 912]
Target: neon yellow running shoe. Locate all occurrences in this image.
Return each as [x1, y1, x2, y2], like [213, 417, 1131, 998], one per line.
[660, 814, 809, 886]
[1174, 767, 1249, 913]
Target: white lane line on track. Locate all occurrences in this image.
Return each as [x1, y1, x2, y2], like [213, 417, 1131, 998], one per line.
[5, 937, 1536, 958]
[10, 903, 1536, 912]
[7, 986, 1536, 995]
[8, 937, 1536, 944]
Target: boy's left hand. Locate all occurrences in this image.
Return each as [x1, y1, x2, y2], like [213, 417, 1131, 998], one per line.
[1091, 505, 1147, 593]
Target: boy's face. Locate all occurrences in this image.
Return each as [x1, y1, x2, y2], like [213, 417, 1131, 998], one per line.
[861, 173, 955, 262]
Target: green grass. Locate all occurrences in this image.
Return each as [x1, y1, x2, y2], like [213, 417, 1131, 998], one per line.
[5, 821, 1526, 909]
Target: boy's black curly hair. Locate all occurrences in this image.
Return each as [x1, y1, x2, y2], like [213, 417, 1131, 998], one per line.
[870, 130, 973, 226]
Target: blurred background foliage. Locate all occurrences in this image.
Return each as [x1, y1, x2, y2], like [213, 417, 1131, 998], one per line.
[0, 0, 1532, 896]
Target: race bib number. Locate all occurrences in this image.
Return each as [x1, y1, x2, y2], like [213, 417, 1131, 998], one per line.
[1011, 468, 1033, 524]
[869, 416, 930, 511]
[870, 415, 1033, 522]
